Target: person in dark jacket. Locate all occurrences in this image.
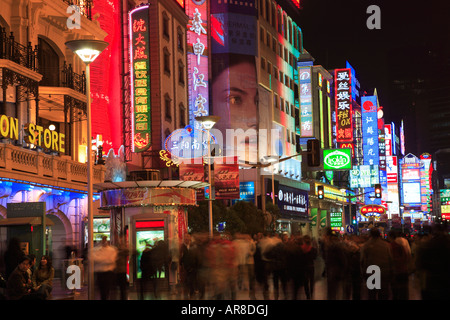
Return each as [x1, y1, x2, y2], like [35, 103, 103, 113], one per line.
[6, 256, 43, 300]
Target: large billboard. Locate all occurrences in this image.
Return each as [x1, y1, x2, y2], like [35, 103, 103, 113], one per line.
[210, 3, 258, 163]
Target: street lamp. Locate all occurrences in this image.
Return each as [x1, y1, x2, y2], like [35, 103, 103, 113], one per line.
[195, 115, 220, 238]
[65, 39, 108, 300]
[263, 155, 279, 205]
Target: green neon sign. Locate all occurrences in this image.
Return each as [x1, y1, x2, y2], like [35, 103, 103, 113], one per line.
[323, 148, 352, 170]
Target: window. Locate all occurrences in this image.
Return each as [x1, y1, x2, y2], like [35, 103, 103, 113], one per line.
[162, 12, 170, 39]
[280, 98, 284, 112]
[285, 101, 289, 114]
[164, 93, 172, 121]
[177, 27, 184, 52]
[260, 27, 265, 43]
[179, 103, 186, 128]
[274, 93, 278, 109]
[163, 47, 171, 75]
[260, 57, 266, 70]
[273, 66, 278, 80]
[267, 61, 272, 75]
[266, 33, 271, 49]
[178, 59, 185, 85]
[38, 38, 60, 87]
[272, 37, 276, 53]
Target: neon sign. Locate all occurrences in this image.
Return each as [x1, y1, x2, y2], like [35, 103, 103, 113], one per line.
[323, 148, 352, 170]
[187, 1, 209, 129]
[298, 62, 313, 137]
[334, 68, 353, 142]
[129, 5, 151, 152]
[360, 204, 385, 219]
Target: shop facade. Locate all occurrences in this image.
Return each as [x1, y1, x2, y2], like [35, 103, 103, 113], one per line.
[94, 180, 206, 288]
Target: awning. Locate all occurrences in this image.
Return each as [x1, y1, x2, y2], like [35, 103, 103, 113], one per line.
[0, 217, 54, 226]
[94, 180, 209, 191]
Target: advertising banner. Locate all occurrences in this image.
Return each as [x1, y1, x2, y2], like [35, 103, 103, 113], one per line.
[214, 156, 240, 199]
[277, 184, 309, 218]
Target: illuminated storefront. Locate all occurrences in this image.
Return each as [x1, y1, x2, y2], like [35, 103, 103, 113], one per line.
[94, 180, 206, 286]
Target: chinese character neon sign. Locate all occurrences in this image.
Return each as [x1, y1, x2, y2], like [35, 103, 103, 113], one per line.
[129, 5, 151, 152]
[298, 63, 313, 137]
[187, 0, 209, 130]
[334, 68, 353, 142]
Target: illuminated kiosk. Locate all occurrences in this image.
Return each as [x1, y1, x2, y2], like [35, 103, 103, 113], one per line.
[93, 179, 208, 288]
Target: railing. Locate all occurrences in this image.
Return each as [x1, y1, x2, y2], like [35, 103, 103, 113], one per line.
[62, 0, 93, 20]
[0, 28, 38, 72]
[0, 143, 105, 186]
[62, 61, 86, 94]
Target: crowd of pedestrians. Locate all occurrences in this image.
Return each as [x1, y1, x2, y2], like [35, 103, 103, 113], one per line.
[178, 224, 450, 300]
[1, 223, 449, 300]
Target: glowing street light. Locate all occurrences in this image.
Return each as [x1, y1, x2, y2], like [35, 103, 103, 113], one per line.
[195, 115, 220, 238]
[65, 39, 108, 300]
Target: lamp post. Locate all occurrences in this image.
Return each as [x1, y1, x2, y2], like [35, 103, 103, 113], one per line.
[195, 115, 220, 238]
[263, 155, 279, 205]
[65, 39, 108, 300]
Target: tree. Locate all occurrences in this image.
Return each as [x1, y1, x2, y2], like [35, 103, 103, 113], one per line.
[229, 200, 265, 235]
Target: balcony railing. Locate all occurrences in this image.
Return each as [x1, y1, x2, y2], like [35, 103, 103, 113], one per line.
[61, 61, 86, 94]
[0, 28, 38, 72]
[62, 0, 93, 20]
[0, 142, 105, 186]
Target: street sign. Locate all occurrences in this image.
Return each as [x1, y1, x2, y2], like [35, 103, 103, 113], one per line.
[347, 225, 355, 233]
[323, 148, 352, 170]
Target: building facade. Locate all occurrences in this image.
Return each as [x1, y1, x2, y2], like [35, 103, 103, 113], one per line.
[0, 0, 107, 277]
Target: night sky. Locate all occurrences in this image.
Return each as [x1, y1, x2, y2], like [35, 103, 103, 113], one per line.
[297, 0, 450, 153]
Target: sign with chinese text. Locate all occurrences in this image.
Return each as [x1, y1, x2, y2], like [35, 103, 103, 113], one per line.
[350, 165, 379, 188]
[277, 184, 309, 217]
[298, 63, 313, 137]
[360, 204, 385, 219]
[129, 5, 151, 152]
[330, 212, 342, 230]
[334, 68, 353, 142]
[187, 1, 210, 129]
[214, 157, 240, 199]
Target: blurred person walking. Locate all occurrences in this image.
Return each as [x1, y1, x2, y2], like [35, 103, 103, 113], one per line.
[115, 236, 129, 300]
[180, 234, 199, 299]
[360, 228, 393, 300]
[415, 224, 450, 300]
[205, 233, 237, 300]
[301, 235, 317, 300]
[322, 229, 347, 300]
[90, 236, 118, 300]
[388, 231, 411, 300]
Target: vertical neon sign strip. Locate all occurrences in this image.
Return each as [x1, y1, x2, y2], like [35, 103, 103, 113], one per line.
[298, 64, 313, 137]
[129, 5, 151, 152]
[186, 1, 209, 130]
[334, 68, 353, 142]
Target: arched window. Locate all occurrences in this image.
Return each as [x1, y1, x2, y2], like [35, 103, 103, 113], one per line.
[38, 38, 60, 86]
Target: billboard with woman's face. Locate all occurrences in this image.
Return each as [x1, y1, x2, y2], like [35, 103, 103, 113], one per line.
[210, 5, 258, 164]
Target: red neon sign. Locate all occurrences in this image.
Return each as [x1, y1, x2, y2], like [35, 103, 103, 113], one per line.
[335, 68, 353, 142]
